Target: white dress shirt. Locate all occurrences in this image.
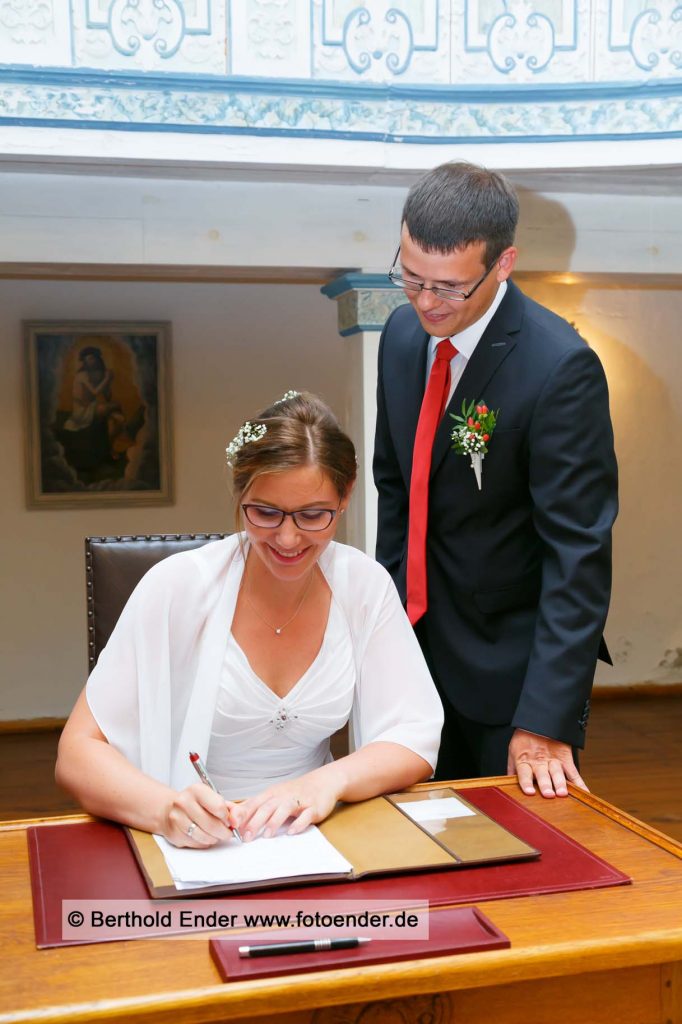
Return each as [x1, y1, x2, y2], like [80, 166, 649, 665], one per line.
[425, 280, 507, 405]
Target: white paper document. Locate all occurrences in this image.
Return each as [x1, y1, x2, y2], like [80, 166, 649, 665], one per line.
[154, 825, 353, 890]
[396, 796, 476, 823]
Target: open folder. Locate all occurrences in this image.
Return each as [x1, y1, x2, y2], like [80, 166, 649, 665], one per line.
[126, 787, 540, 899]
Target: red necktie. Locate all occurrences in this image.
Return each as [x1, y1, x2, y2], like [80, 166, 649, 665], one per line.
[406, 338, 457, 625]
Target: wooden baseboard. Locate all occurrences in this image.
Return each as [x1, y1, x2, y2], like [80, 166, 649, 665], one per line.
[0, 717, 66, 734]
[592, 682, 682, 699]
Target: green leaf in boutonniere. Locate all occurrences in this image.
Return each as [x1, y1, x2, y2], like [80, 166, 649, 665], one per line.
[450, 399, 499, 491]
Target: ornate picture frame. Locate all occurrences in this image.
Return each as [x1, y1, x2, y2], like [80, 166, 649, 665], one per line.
[23, 320, 173, 508]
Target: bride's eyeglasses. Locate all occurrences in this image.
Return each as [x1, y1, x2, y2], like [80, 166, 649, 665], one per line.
[241, 504, 339, 532]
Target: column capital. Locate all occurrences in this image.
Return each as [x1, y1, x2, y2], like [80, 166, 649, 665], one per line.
[322, 273, 407, 336]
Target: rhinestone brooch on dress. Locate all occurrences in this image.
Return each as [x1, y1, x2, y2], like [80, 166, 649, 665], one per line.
[271, 707, 298, 731]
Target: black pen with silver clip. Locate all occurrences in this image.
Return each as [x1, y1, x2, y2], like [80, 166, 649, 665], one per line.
[239, 937, 371, 958]
[189, 751, 242, 842]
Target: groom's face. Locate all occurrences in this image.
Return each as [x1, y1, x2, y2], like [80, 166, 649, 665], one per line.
[398, 228, 516, 339]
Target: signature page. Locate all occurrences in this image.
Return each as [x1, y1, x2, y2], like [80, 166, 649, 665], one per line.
[154, 826, 353, 890]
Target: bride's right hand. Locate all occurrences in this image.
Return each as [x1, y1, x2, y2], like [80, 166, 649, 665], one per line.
[161, 783, 235, 848]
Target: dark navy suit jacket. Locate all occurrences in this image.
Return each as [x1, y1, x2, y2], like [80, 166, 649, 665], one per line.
[373, 280, 618, 748]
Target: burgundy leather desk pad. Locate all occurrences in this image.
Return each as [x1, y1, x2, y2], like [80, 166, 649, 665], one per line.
[28, 787, 631, 948]
[210, 906, 510, 982]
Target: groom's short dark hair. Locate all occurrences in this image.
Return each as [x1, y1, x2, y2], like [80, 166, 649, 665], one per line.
[402, 161, 519, 264]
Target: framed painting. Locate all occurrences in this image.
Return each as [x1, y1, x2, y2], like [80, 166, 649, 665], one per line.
[23, 321, 173, 508]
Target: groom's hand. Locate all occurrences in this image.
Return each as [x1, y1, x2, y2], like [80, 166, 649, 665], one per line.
[507, 728, 589, 798]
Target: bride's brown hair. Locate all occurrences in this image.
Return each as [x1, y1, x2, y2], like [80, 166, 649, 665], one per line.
[229, 392, 357, 529]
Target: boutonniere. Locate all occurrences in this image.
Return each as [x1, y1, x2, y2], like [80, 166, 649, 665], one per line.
[450, 399, 498, 491]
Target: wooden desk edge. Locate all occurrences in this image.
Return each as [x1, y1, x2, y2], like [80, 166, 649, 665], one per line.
[566, 785, 682, 857]
[5, 779, 682, 1024]
[2, 929, 682, 1024]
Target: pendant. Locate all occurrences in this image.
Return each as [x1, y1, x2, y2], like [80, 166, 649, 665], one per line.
[275, 627, 282, 636]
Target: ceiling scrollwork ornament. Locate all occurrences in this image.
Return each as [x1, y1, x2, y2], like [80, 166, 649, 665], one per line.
[629, 0, 682, 72]
[247, 1, 296, 61]
[342, 4, 414, 75]
[0, 0, 54, 43]
[487, 0, 555, 76]
[108, 0, 185, 58]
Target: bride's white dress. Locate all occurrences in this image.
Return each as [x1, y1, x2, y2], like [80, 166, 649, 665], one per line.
[207, 599, 354, 797]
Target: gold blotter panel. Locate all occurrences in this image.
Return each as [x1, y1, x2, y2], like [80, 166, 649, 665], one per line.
[127, 787, 539, 899]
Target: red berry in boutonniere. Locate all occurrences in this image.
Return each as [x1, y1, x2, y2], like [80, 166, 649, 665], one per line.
[450, 399, 499, 492]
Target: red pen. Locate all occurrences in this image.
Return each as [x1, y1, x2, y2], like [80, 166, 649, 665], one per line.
[189, 751, 242, 842]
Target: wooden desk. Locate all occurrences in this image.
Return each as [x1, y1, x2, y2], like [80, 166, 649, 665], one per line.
[2, 777, 681, 1024]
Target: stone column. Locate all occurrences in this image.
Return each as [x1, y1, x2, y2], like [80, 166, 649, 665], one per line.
[321, 274, 407, 555]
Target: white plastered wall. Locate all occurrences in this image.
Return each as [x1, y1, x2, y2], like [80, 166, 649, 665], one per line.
[0, 279, 347, 719]
[519, 278, 682, 689]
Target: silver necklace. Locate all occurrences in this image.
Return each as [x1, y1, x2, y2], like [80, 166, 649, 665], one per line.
[243, 569, 315, 636]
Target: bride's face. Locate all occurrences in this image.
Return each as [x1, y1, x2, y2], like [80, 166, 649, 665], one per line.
[241, 464, 350, 583]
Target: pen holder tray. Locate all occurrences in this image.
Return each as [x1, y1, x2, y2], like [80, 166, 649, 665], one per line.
[209, 906, 511, 981]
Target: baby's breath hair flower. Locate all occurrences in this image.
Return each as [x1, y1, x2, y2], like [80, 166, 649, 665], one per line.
[274, 390, 300, 404]
[225, 421, 267, 466]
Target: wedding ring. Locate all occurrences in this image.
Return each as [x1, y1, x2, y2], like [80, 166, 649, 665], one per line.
[186, 821, 197, 838]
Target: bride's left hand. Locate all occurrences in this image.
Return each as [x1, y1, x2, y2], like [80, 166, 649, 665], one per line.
[227, 769, 344, 841]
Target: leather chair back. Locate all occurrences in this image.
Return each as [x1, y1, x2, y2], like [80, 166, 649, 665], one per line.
[85, 533, 226, 670]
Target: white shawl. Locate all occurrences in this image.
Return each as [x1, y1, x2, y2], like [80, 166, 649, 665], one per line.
[86, 537, 443, 791]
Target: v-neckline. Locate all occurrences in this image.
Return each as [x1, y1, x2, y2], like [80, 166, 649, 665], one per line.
[228, 596, 337, 702]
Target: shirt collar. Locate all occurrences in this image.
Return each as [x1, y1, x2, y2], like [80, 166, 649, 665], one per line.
[429, 279, 508, 360]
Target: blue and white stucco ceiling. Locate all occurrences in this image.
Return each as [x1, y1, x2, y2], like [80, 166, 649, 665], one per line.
[0, 1, 680, 144]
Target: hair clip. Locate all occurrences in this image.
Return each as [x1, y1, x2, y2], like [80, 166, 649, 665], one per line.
[225, 422, 267, 466]
[274, 390, 300, 404]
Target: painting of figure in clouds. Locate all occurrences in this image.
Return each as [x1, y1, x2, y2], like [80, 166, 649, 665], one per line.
[24, 321, 172, 508]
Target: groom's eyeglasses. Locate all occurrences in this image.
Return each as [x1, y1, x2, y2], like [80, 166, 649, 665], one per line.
[388, 246, 497, 302]
[241, 504, 339, 532]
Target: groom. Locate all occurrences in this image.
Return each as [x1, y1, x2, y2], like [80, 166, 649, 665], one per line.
[373, 162, 618, 798]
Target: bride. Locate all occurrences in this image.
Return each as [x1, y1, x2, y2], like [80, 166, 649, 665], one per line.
[56, 392, 443, 847]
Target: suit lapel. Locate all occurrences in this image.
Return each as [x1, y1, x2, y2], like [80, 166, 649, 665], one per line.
[430, 280, 524, 479]
[394, 319, 430, 481]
